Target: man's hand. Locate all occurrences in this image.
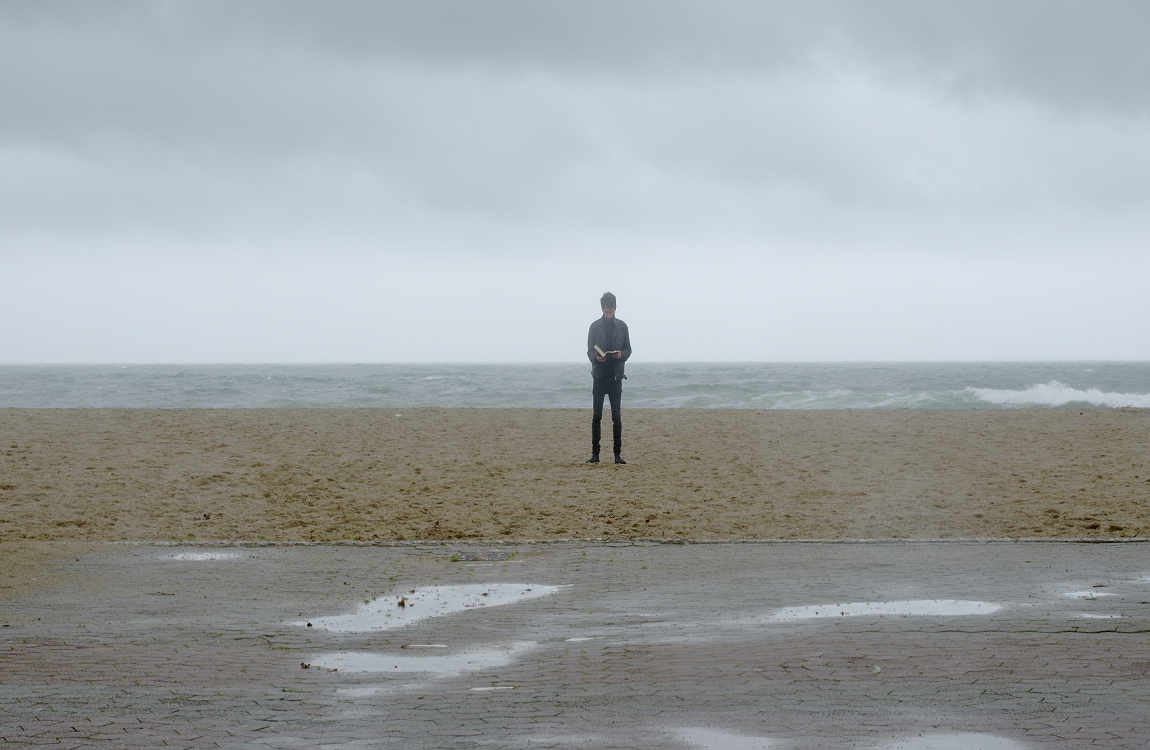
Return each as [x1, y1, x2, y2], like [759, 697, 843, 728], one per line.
[611, 350, 622, 358]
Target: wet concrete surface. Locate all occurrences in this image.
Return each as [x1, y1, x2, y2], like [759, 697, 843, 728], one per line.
[1, 541, 1147, 748]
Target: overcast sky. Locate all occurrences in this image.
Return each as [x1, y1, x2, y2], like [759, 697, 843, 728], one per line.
[3, 1, 1148, 363]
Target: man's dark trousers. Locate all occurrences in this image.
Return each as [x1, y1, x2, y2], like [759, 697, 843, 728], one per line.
[591, 377, 622, 457]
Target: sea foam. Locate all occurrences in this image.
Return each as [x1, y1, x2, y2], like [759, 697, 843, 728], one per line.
[967, 381, 1150, 408]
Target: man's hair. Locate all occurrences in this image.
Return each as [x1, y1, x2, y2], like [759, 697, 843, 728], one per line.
[600, 291, 617, 308]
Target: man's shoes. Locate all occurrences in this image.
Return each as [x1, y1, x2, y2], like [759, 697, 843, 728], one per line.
[614, 455, 626, 464]
[586, 455, 600, 464]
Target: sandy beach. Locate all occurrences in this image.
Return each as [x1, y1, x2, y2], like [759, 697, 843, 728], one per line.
[1, 408, 1146, 546]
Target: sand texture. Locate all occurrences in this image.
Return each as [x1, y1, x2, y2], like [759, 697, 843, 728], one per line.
[1, 408, 1147, 545]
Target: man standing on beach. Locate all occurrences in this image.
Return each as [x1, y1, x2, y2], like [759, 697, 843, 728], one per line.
[586, 291, 631, 464]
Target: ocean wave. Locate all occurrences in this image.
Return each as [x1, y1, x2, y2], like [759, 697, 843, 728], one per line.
[753, 389, 856, 408]
[699, 389, 967, 410]
[6, 364, 1150, 409]
[967, 381, 1150, 408]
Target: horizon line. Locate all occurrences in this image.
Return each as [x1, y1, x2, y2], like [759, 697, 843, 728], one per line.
[2, 359, 1148, 366]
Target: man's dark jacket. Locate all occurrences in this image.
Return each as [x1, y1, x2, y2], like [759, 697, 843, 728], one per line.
[587, 316, 632, 380]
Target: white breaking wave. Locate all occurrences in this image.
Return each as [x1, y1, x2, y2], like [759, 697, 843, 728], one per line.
[747, 389, 952, 410]
[968, 381, 1150, 408]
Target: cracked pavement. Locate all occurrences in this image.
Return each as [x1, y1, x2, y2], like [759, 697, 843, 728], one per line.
[1, 541, 1148, 748]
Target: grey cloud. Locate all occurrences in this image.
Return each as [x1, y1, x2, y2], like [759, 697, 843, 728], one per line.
[832, 1, 1150, 114]
[188, 0, 1150, 115]
[3, 1, 1148, 263]
[7, 2, 1149, 102]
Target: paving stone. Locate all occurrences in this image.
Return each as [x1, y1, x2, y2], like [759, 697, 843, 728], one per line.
[1, 541, 1148, 748]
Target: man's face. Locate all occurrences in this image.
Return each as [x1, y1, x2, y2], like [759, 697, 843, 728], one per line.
[602, 305, 616, 319]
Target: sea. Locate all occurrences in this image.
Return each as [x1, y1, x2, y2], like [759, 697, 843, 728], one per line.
[1, 362, 1148, 410]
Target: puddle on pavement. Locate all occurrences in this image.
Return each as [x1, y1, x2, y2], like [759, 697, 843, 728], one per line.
[879, 733, 1026, 749]
[309, 641, 537, 674]
[1062, 590, 1117, 600]
[295, 583, 563, 632]
[676, 727, 774, 749]
[1076, 613, 1122, 619]
[336, 685, 394, 698]
[766, 599, 1001, 622]
[162, 551, 243, 561]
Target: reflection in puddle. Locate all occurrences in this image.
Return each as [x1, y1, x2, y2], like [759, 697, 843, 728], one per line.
[1076, 613, 1122, 619]
[163, 551, 242, 561]
[310, 641, 537, 674]
[295, 583, 562, 632]
[677, 727, 774, 749]
[1063, 590, 1117, 600]
[880, 732, 1026, 749]
[767, 600, 1001, 622]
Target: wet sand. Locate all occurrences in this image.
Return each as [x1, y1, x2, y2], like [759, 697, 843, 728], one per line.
[1, 408, 1147, 546]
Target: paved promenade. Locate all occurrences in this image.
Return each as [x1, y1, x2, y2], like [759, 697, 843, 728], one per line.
[1, 541, 1148, 748]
